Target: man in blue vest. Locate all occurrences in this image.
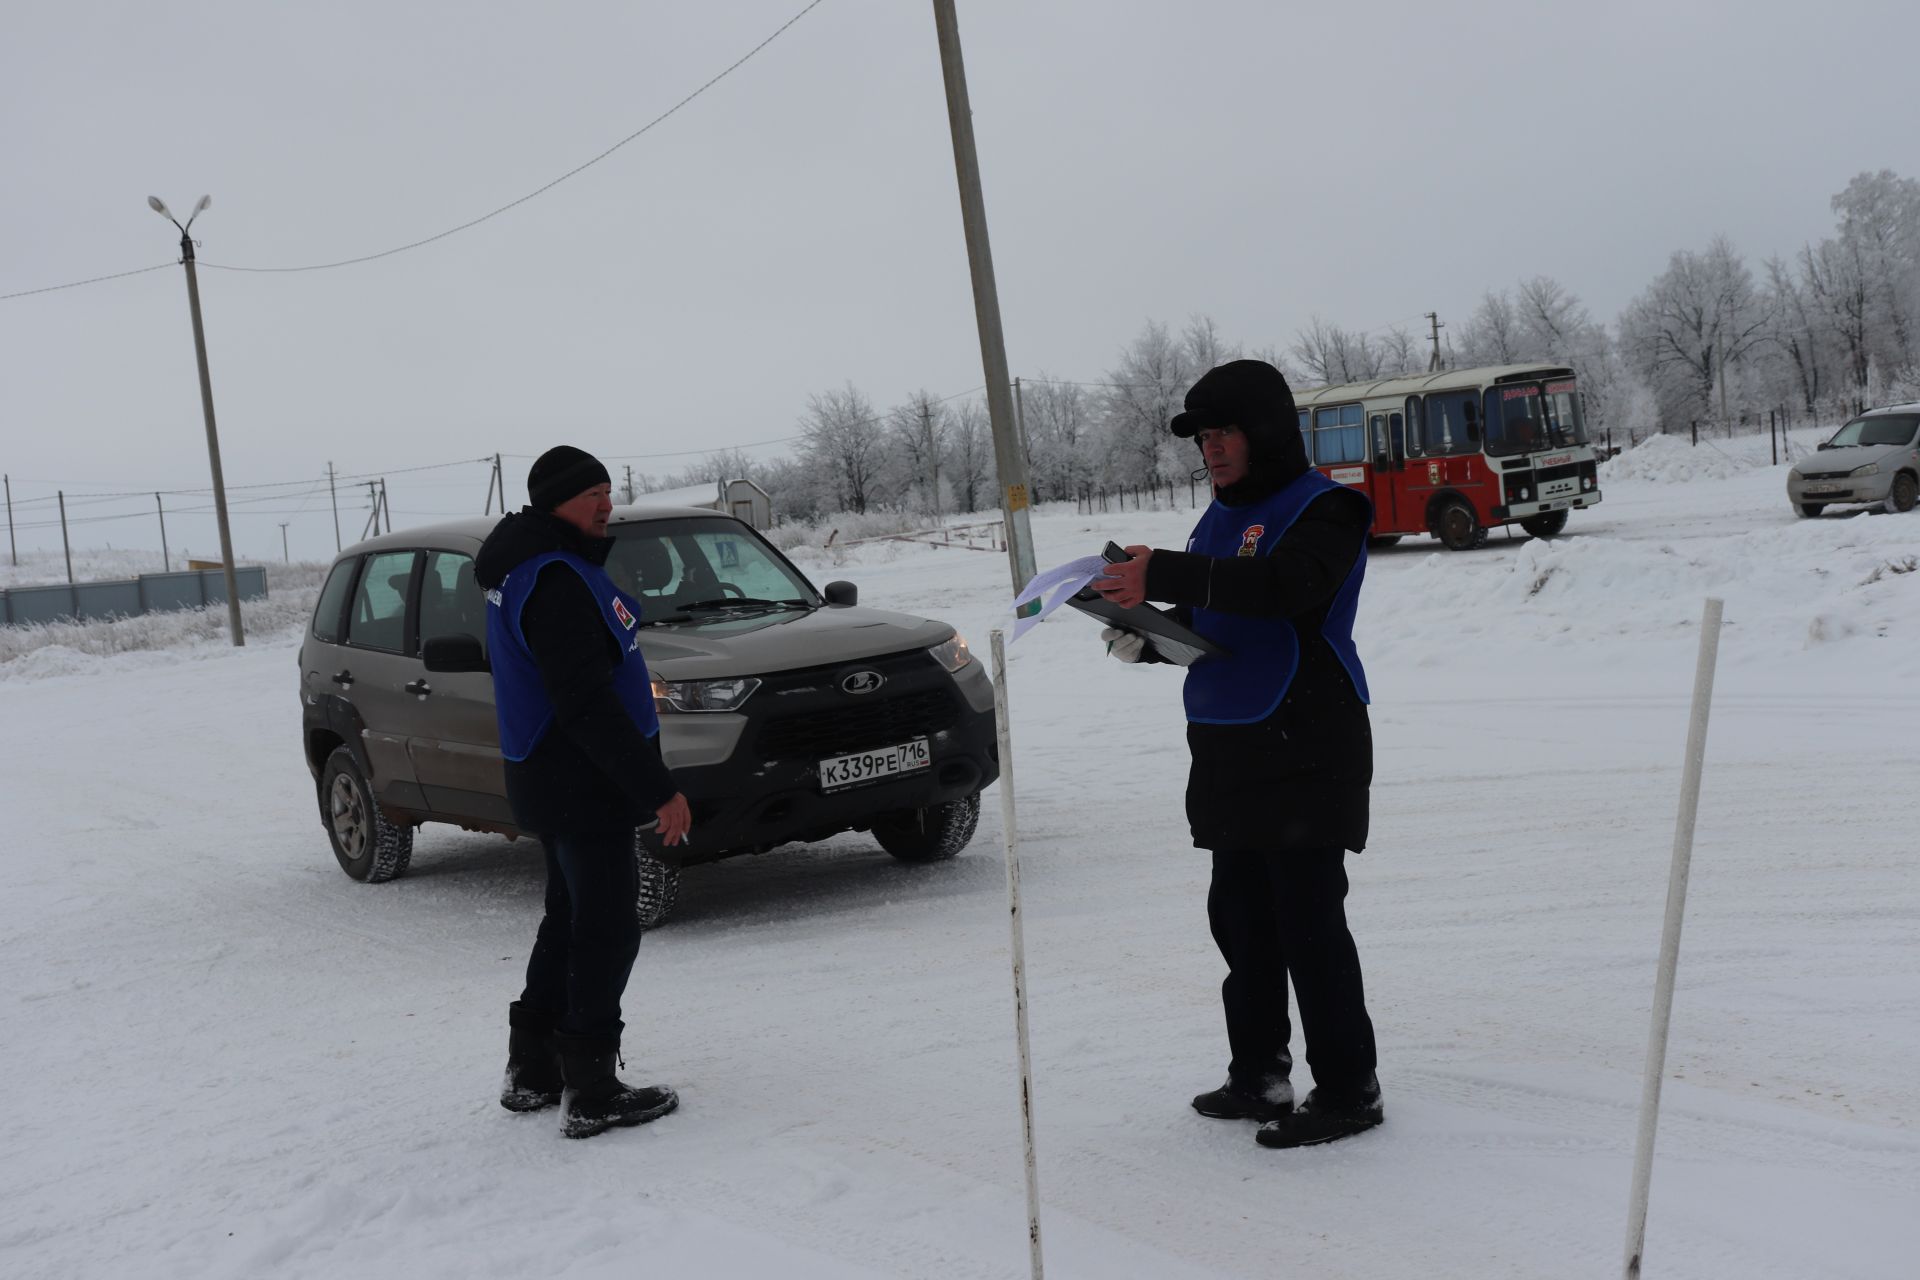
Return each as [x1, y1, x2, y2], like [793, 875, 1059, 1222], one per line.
[474, 445, 692, 1139]
[1091, 360, 1382, 1149]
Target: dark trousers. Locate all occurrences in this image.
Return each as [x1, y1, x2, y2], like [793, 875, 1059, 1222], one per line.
[521, 829, 641, 1041]
[1208, 847, 1377, 1094]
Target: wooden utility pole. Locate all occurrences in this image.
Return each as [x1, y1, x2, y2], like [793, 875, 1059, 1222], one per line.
[327, 461, 341, 551]
[922, 401, 941, 521]
[156, 493, 170, 571]
[932, 0, 1039, 612]
[279, 522, 290, 563]
[58, 490, 73, 583]
[1426, 312, 1445, 371]
[4, 473, 15, 567]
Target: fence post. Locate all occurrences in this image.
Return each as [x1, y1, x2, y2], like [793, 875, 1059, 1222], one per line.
[1770, 411, 1777, 466]
[1690, 421, 1697, 447]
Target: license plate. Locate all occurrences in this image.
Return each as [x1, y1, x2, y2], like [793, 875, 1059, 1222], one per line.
[1803, 483, 1839, 495]
[818, 738, 930, 792]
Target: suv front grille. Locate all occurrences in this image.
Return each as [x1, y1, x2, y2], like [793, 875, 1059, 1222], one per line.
[1800, 469, 1850, 481]
[756, 688, 962, 759]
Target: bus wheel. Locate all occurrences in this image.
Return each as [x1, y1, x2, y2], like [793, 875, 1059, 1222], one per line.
[1520, 509, 1569, 538]
[1432, 498, 1487, 551]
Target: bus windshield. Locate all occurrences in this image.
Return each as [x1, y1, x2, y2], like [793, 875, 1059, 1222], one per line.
[1483, 380, 1586, 456]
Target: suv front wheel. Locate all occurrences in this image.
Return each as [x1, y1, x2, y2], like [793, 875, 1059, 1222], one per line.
[321, 746, 415, 883]
[873, 792, 982, 863]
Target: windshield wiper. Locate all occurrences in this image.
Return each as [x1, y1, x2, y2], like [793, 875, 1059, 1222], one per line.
[678, 597, 811, 613]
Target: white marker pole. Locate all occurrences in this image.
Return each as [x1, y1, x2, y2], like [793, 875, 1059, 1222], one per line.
[1623, 597, 1725, 1280]
[990, 629, 1045, 1280]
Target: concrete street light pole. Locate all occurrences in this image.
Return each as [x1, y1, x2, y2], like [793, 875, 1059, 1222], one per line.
[150, 194, 244, 646]
[931, 0, 1039, 615]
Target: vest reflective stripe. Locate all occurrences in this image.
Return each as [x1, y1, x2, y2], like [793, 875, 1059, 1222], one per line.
[1182, 471, 1371, 724]
[486, 551, 660, 762]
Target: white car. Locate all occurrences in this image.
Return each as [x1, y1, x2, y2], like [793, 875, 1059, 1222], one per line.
[1787, 405, 1920, 517]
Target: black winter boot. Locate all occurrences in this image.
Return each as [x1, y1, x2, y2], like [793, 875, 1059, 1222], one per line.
[500, 1001, 564, 1113]
[1255, 1072, 1383, 1149]
[1191, 1073, 1295, 1122]
[554, 1034, 679, 1139]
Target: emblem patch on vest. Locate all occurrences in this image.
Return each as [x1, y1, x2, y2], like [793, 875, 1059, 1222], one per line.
[1237, 524, 1266, 557]
[612, 598, 636, 630]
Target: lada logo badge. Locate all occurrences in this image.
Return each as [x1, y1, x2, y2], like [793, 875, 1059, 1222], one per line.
[842, 670, 885, 695]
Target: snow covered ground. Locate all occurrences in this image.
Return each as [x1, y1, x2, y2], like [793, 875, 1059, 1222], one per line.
[4, 433, 1918, 1278]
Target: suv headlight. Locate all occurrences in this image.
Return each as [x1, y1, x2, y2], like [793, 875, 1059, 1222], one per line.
[651, 676, 760, 713]
[1851, 462, 1880, 477]
[928, 634, 972, 673]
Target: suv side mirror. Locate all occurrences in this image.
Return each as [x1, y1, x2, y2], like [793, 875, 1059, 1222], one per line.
[823, 580, 858, 607]
[423, 634, 489, 673]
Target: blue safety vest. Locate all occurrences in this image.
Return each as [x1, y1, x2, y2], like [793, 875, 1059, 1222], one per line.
[1183, 471, 1371, 725]
[486, 551, 660, 761]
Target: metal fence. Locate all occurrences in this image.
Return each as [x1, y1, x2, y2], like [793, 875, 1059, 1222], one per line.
[0, 566, 268, 627]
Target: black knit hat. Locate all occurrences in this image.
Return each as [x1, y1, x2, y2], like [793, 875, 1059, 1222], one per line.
[1169, 359, 1297, 438]
[527, 446, 611, 511]
[1170, 360, 1310, 499]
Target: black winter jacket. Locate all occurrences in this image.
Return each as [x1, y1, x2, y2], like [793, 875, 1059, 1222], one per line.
[1142, 486, 1373, 853]
[474, 509, 677, 836]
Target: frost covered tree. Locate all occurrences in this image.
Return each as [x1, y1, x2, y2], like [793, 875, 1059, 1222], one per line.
[1618, 236, 1775, 430]
[1097, 317, 1227, 488]
[1019, 374, 1096, 503]
[942, 399, 993, 514]
[1289, 317, 1389, 385]
[883, 390, 949, 519]
[798, 383, 886, 514]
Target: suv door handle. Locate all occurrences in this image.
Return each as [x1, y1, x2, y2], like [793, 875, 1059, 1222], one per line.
[404, 678, 432, 698]
[332, 669, 354, 687]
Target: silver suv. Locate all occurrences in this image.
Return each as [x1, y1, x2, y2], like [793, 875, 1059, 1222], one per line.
[1788, 406, 1920, 516]
[299, 506, 998, 924]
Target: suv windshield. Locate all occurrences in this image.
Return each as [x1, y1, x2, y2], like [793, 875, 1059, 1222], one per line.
[1825, 414, 1920, 449]
[605, 517, 817, 623]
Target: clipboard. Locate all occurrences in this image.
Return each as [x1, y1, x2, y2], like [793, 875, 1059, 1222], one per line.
[1065, 542, 1228, 666]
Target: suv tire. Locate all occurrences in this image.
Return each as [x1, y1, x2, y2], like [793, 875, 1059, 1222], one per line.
[873, 792, 981, 863]
[1520, 509, 1569, 538]
[633, 836, 681, 930]
[321, 746, 414, 883]
[1887, 472, 1918, 514]
[1432, 497, 1488, 551]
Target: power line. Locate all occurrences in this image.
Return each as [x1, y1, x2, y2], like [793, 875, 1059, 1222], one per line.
[198, 1, 828, 277]
[0, 261, 176, 304]
[0, 3, 825, 301]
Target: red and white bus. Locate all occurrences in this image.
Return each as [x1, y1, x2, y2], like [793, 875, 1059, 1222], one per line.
[1292, 363, 1602, 549]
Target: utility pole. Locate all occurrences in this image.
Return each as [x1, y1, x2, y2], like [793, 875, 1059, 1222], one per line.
[149, 194, 243, 646]
[624, 464, 636, 505]
[380, 478, 391, 533]
[327, 461, 341, 551]
[1014, 375, 1032, 471]
[58, 491, 74, 584]
[1426, 312, 1445, 371]
[4, 473, 15, 567]
[279, 522, 290, 563]
[495, 453, 505, 512]
[362, 480, 381, 540]
[922, 400, 941, 522]
[931, 0, 1039, 612]
[156, 493, 169, 571]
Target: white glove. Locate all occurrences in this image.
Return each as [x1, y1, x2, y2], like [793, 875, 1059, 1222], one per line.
[1101, 626, 1146, 663]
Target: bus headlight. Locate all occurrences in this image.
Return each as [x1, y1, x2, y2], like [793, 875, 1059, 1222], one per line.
[929, 634, 972, 673]
[652, 676, 760, 712]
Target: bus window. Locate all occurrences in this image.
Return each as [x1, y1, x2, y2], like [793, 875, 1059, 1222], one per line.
[1485, 385, 1546, 456]
[1542, 379, 1587, 447]
[1370, 413, 1388, 466]
[1420, 391, 1479, 456]
[1404, 398, 1424, 456]
[1313, 404, 1366, 464]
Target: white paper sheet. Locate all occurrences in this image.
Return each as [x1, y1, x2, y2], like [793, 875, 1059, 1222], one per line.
[1008, 554, 1110, 642]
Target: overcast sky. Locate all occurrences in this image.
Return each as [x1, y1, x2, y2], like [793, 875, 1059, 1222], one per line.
[3, 0, 1916, 564]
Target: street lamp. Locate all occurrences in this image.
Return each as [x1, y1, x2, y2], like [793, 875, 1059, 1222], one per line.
[150, 193, 244, 646]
